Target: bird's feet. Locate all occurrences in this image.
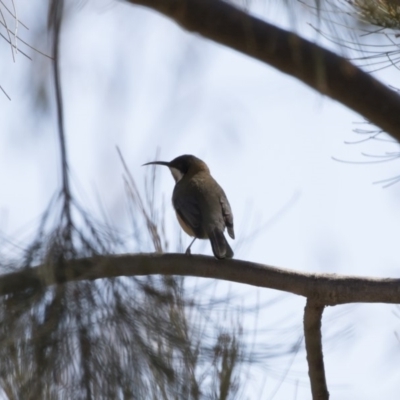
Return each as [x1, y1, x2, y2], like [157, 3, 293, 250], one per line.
[185, 248, 192, 255]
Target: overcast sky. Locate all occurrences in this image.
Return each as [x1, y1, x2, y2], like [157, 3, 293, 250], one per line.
[1, 0, 400, 398]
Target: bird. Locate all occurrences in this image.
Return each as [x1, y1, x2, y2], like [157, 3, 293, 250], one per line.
[143, 155, 234, 259]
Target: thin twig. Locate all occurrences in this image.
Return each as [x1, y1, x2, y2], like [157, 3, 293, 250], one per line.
[0, 5, 14, 61]
[0, 84, 11, 100]
[49, 0, 72, 229]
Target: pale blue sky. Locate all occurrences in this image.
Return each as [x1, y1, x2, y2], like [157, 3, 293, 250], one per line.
[1, 0, 400, 398]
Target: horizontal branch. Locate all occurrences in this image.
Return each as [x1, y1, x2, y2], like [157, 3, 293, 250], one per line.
[1, 253, 400, 305]
[125, 0, 400, 141]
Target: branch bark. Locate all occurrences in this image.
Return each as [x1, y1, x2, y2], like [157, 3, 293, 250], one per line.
[1, 253, 400, 304]
[2, 253, 398, 399]
[125, 0, 400, 141]
[304, 300, 329, 400]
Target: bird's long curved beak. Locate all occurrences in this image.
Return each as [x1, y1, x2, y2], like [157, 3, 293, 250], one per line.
[142, 161, 170, 167]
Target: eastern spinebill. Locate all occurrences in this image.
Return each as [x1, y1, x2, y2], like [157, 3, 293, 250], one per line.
[143, 155, 234, 259]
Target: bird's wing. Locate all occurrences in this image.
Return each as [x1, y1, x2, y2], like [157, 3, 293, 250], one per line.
[173, 195, 202, 236]
[220, 196, 235, 239]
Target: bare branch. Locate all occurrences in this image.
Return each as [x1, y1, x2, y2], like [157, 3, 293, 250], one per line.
[1, 253, 400, 304]
[304, 300, 329, 400]
[48, 0, 73, 229]
[125, 0, 400, 141]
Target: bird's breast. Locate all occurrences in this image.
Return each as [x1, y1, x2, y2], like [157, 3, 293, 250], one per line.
[175, 211, 196, 237]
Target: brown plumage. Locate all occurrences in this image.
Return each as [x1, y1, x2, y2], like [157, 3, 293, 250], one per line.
[143, 155, 234, 259]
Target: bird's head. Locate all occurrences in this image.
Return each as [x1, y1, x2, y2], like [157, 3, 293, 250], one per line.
[143, 154, 209, 182]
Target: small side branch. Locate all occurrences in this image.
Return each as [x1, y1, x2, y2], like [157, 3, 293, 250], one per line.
[304, 299, 329, 400]
[48, 0, 72, 227]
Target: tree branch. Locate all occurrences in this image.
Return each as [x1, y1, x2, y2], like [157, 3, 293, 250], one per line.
[304, 300, 329, 400]
[1, 253, 400, 305]
[124, 0, 400, 141]
[2, 253, 396, 399]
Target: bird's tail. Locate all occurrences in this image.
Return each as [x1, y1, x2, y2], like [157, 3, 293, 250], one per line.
[209, 228, 234, 259]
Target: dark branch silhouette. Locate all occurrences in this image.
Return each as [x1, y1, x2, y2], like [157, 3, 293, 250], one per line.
[304, 300, 329, 400]
[1, 253, 399, 305]
[125, 0, 400, 141]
